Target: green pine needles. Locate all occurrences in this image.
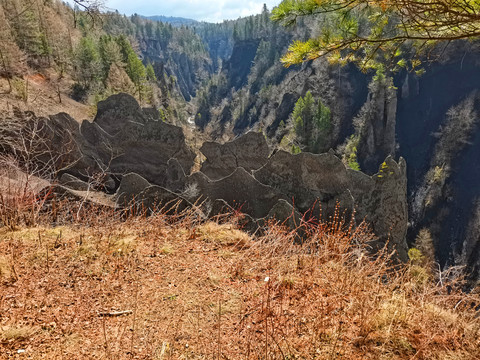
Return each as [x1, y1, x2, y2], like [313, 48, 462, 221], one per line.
[272, 0, 480, 71]
[292, 91, 333, 153]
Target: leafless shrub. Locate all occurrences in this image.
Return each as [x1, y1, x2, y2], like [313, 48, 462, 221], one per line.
[0, 110, 81, 228]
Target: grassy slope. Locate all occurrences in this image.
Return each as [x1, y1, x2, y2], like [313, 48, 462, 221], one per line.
[0, 207, 479, 359]
[0, 75, 91, 122]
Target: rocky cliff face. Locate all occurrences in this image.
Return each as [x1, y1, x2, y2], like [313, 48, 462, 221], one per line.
[254, 151, 408, 260]
[0, 94, 410, 261]
[141, 38, 212, 101]
[200, 132, 269, 180]
[80, 93, 196, 186]
[395, 53, 480, 275]
[357, 77, 398, 174]
[222, 39, 261, 91]
[203, 54, 368, 144]
[111, 129, 409, 260]
[198, 30, 480, 278]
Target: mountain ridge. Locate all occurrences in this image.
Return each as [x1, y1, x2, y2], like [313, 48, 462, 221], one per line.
[144, 14, 201, 27]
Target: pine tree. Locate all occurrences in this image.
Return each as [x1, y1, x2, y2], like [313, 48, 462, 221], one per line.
[115, 35, 133, 63]
[74, 36, 101, 88]
[292, 91, 332, 153]
[0, 4, 25, 92]
[272, 0, 480, 70]
[98, 35, 123, 81]
[145, 62, 157, 82]
[5, 0, 43, 58]
[292, 91, 315, 148]
[312, 100, 332, 152]
[125, 49, 146, 99]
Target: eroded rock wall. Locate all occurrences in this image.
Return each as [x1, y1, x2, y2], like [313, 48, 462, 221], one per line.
[1, 94, 409, 262]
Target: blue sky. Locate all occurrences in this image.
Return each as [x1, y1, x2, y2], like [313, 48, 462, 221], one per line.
[104, 0, 281, 23]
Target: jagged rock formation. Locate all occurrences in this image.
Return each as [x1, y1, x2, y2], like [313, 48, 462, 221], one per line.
[111, 148, 408, 260]
[254, 151, 408, 260]
[115, 173, 152, 207]
[108, 130, 408, 260]
[0, 95, 197, 192]
[266, 199, 303, 232]
[80, 93, 196, 186]
[357, 157, 409, 261]
[0, 109, 94, 180]
[254, 151, 354, 214]
[185, 167, 286, 219]
[357, 77, 398, 173]
[200, 132, 270, 180]
[0, 94, 409, 262]
[165, 158, 188, 193]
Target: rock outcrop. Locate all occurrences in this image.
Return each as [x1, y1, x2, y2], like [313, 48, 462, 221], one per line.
[115, 172, 152, 207]
[254, 151, 408, 260]
[80, 93, 196, 186]
[165, 158, 188, 193]
[200, 132, 270, 180]
[355, 157, 409, 261]
[357, 77, 398, 173]
[186, 167, 285, 219]
[0, 94, 409, 263]
[0, 109, 92, 180]
[254, 151, 354, 214]
[136, 185, 192, 215]
[266, 199, 303, 232]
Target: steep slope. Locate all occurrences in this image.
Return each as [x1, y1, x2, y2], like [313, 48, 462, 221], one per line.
[0, 0, 214, 123]
[396, 49, 480, 275]
[3, 0, 480, 280]
[189, 14, 480, 279]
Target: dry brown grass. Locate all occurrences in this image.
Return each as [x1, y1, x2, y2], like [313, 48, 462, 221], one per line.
[0, 163, 51, 230]
[0, 205, 479, 359]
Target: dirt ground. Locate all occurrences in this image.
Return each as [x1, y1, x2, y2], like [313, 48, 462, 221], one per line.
[0, 75, 90, 122]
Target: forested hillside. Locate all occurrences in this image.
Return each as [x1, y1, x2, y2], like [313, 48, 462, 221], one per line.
[0, 0, 211, 122]
[146, 15, 199, 27]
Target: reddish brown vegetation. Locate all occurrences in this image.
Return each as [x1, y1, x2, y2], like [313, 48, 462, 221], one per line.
[0, 197, 479, 360]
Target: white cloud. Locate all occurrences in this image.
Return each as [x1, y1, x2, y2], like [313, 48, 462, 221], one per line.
[104, 0, 281, 22]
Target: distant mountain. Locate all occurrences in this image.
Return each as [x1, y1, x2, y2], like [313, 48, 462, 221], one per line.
[146, 15, 202, 27]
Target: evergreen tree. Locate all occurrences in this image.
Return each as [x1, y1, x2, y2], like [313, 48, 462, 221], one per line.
[292, 91, 315, 147]
[312, 100, 332, 152]
[74, 36, 101, 88]
[115, 34, 133, 63]
[292, 91, 332, 153]
[6, 1, 43, 58]
[272, 0, 480, 70]
[125, 48, 146, 99]
[145, 62, 157, 82]
[98, 35, 123, 80]
[0, 5, 25, 92]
